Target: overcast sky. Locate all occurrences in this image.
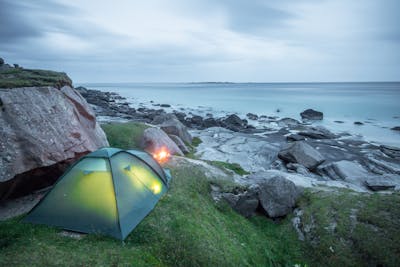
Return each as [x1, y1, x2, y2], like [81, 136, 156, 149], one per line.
[1, 0, 399, 83]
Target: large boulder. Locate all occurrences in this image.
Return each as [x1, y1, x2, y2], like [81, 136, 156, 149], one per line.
[160, 119, 192, 145]
[278, 141, 325, 170]
[300, 109, 323, 120]
[220, 114, 247, 132]
[151, 113, 178, 125]
[258, 176, 301, 218]
[0, 86, 109, 199]
[140, 127, 183, 156]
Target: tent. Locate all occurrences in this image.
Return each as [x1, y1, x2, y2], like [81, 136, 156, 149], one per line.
[24, 147, 171, 240]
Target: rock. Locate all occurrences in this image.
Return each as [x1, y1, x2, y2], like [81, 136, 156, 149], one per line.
[354, 121, 364, 125]
[160, 117, 192, 145]
[172, 111, 186, 122]
[0, 86, 109, 199]
[189, 115, 204, 127]
[202, 118, 219, 128]
[169, 134, 190, 154]
[258, 176, 301, 218]
[221, 114, 247, 132]
[246, 113, 258, 120]
[300, 109, 323, 120]
[151, 113, 178, 125]
[364, 174, 400, 191]
[0, 58, 4, 65]
[286, 134, 306, 142]
[222, 186, 259, 218]
[334, 120, 344, 123]
[278, 141, 325, 170]
[286, 163, 311, 176]
[380, 145, 400, 159]
[316, 160, 369, 185]
[140, 127, 183, 156]
[277, 118, 301, 127]
[160, 104, 171, 108]
[298, 126, 336, 139]
[391, 126, 400, 131]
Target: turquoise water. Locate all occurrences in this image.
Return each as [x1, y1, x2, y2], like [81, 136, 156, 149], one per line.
[80, 82, 400, 146]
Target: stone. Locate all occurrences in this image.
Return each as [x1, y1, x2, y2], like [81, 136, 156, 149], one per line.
[222, 186, 259, 218]
[160, 118, 192, 145]
[151, 113, 178, 125]
[278, 141, 325, 170]
[0, 58, 4, 65]
[364, 174, 400, 191]
[140, 127, 183, 156]
[300, 109, 323, 120]
[246, 113, 258, 120]
[317, 160, 369, 185]
[391, 126, 400, 131]
[221, 114, 247, 132]
[202, 118, 219, 128]
[258, 176, 301, 218]
[277, 118, 301, 127]
[298, 126, 336, 139]
[354, 121, 364, 125]
[160, 104, 171, 107]
[286, 134, 306, 142]
[169, 134, 190, 154]
[380, 145, 400, 159]
[0, 86, 109, 199]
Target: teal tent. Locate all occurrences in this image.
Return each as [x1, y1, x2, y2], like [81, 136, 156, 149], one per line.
[24, 148, 171, 240]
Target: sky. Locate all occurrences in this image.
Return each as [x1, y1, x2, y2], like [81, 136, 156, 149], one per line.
[0, 0, 399, 83]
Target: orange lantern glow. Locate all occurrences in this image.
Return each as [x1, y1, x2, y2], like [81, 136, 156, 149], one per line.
[152, 147, 170, 164]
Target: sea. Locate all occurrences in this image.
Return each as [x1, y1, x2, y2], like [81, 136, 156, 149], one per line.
[78, 82, 400, 147]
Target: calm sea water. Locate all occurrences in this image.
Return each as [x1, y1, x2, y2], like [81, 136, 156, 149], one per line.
[79, 82, 400, 146]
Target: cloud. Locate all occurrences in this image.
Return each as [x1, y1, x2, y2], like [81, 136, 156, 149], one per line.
[0, 0, 399, 82]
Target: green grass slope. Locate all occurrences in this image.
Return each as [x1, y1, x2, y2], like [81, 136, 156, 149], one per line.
[0, 122, 399, 266]
[0, 67, 72, 88]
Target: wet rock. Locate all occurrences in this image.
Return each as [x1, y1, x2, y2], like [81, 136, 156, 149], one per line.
[140, 127, 183, 156]
[203, 118, 220, 128]
[286, 134, 306, 142]
[354, 121, 364, 125]
[300, 109, 323, 120]
[246, 113, 258, 120]
[151, 113, 178, 125]
[334, 120, 344, 123]
[258, 176, 301, 218]
[380, 145, 400, 159]
[160, 104, 171, 108]
[278, 141, 325, 170]
[221, 114, 247, 132]
[298, 126, 336, 139]
[391, 126, 400, 131]
[277, 118, 301, 127]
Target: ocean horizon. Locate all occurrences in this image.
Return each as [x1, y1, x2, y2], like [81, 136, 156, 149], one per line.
[79, 81, 400, 146]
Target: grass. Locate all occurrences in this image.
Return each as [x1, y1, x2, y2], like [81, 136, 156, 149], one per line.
[1, 121, 399, 266]
[298, 189, 400, 267]
[101, 122, 149, 149]
[0, 164, 305, 266]
[208, 160, 250, 175]
[0, 67, 72, 88]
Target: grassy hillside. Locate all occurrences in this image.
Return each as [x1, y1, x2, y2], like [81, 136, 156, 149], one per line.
[0, 122, 399, 266]
[0, 67, 72, 88]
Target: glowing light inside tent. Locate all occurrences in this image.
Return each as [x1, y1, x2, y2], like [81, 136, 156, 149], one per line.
[151, 183, 161, 194]
[152, 147, 170, 164]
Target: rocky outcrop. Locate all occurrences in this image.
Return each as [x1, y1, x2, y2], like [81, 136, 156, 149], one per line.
[364, 174, 400, 191]
[160, 119, 192, 145]
[140, 127, 183, 156]
[300, 109, 323, 120]
[278, 141, 325, 170]
[0, 86, 109, 200]
[169, 134, 190, 154]
[380, 145, 400, 159]
[258, 176, 301, 218]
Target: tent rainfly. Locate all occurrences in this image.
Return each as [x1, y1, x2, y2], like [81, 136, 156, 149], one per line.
[24, 147, 171, 240]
